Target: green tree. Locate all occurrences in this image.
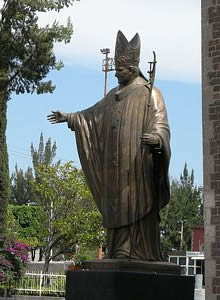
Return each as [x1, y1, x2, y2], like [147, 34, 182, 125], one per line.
[31, 132, 57, 178]
[0, 239, 30, 283]
[10, 133, 57, 204]
[31, 162, 104, 273]
[160, 163, 203, 259]
[0, 96, 9, 238]
[7, 204, 46, 261]
[0, 0, 77, 236]
[10, 165, 36, 204]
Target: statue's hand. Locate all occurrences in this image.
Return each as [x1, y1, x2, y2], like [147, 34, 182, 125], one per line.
[141, 133, 159, 146]
[47, 111, 68, 124]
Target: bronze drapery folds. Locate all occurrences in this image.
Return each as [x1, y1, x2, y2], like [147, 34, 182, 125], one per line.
[48, 30, 171, 261]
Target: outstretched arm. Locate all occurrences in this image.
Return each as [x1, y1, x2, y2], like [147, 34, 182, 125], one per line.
[47, 111, 68, 124]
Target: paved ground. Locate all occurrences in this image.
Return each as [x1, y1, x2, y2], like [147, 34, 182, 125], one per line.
[194, 289, 205, 300]
[0, 297, 64, 300]
[0, 289, 205, 300]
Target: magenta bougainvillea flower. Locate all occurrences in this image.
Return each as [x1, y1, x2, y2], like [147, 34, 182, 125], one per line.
[0, 239, 30, 282]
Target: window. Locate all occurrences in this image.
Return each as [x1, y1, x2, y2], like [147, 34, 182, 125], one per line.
[169, 257, 177, 264]
[179, 257, 186, 265]
[188, 267, 194, 275]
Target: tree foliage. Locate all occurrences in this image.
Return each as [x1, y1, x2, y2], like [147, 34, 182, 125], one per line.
[31, 162, 105, 272]
[10, 133, 57, 204]
[160, 164, 203, 259]
[10, 165, 35, 204]
[0, 0, 77, 236]
[0, 0, 76, 97]
[7, 205, 46, 251]
[31, 132, 57, 179]
[0, 239, 30, 283]
[0, 98, 9, 236]
[9, 134, 105, 268]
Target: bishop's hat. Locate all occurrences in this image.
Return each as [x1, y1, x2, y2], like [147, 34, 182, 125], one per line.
[115, 30, 140, 68]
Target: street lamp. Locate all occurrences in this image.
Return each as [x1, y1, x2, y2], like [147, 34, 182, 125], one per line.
[100, 48, 115, 96]
[180, 220, 184, 251]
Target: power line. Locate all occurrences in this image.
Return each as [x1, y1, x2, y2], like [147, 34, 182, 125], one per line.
[8, 149, 32, 159]
[8, 144, 70, 163]
[9, 153, 31, 161]
[8, 144, 31, 153]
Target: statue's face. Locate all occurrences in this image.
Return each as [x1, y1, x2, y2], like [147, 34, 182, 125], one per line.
[115, 66, 134, 85]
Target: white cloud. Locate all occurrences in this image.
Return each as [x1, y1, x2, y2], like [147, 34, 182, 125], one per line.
[34, 0, 201, 82]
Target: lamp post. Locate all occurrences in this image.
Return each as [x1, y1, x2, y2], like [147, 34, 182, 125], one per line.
[96, 49, 114, 259]
[100, 48, 115, 96]
[180, 220, 184, 251]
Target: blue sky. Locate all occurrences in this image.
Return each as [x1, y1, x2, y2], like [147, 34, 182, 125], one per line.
[6, 0, 202, 185]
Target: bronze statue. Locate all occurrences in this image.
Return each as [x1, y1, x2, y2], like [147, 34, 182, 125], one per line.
[47, 31, 171, 261]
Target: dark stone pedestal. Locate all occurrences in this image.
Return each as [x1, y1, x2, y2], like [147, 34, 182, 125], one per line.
[82, 258, 181, 274]
[66, 270, 195, 300]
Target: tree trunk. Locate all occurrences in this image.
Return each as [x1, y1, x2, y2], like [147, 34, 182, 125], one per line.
[39, 247, 43, 261]
[31, 248, 36, 261]
[0, 92, 9, 238]
[43, 242, 53, 274]
[97, 244, 103, 259]
[42, 252, 52, 286]
[43, 252, 51, 274]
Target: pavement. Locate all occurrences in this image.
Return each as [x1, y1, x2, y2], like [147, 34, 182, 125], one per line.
[0, 297, 65, 300]
[0, 289, 205, 300]
[194, 289, 205, 300]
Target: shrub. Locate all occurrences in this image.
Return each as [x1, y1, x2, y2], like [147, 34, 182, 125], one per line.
[0, 239, 30, 283]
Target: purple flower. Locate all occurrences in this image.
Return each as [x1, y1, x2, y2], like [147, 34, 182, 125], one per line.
[20, 254, 28, 262]
[0, 239, 30, 281]
[0, 257, 12, 268]
[13, 241, 30, 251]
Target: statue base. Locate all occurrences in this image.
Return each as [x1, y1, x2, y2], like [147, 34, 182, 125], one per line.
[82, 258, 181, 274]
[66, 260, 195, 300]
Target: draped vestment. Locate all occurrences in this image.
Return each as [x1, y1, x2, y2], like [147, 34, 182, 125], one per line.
[67, 76, 170, 260]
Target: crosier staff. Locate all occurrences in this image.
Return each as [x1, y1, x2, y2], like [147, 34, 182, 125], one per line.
[129, 51, 157, 261]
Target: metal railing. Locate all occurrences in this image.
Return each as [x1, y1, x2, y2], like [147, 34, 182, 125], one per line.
[1, 272, 66, 297]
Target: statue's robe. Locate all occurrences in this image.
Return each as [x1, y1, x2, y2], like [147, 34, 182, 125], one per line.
[67, 76, 170, 260]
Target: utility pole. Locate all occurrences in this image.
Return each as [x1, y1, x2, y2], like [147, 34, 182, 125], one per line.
[100, 48, 115, 96]
[180, 220, 184, 251]
[97, 50, 114, 259]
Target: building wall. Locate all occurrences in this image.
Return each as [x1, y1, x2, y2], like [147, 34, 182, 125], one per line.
[27, 261, 74, 273]
[192, 226, 204, 251]
[202, 0, 220, 299]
